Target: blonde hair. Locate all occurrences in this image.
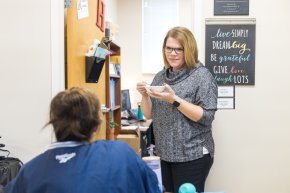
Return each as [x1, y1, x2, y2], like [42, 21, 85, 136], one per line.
[162, 26, 199, 69]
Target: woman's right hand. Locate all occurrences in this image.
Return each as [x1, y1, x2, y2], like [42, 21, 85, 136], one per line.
[136, 82, 148, 97]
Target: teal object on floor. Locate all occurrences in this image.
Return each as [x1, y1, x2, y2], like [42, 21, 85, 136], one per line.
[178, 183, 196, 193]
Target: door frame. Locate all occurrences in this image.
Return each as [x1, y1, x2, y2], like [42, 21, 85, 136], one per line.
[50, 0, 65, 97]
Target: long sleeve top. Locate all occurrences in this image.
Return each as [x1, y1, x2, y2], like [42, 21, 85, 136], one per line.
[4, 140, 161, 193]
[151, 63, 218, 162]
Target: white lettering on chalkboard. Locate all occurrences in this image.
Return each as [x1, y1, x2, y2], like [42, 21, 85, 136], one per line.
[212, 41, 250, 54]
[214, 66, 228, 74]
[206, 23, 255, 85]
[211, 28, 249, 38]
[218, 54, 251, 63]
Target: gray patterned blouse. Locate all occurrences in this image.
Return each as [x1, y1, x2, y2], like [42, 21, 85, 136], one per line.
[150, 63, 218, 162]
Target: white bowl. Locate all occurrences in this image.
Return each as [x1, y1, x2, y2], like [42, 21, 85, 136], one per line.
[145, 85, 165, 92]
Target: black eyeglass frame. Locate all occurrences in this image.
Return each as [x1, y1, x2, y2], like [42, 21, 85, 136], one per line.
[164, 46, 184, 54]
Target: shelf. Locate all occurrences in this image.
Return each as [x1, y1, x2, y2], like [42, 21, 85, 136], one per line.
[101, 106, 120, 113]
[109, 75, 121, 78]
[105, 41, 121, 140]
[101, 108, 110, 113]
[110, 105, 121, 111]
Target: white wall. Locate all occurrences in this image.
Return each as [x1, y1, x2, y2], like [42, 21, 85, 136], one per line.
[116, 0, 147, 108]
[0, 1, 55, 163]
[117, 0, 290, 193]
[105, 0, 118, 24]
[203, 1, 290, 193]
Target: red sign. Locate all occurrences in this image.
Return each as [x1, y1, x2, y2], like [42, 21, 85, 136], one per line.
[96, 0, 105, 32]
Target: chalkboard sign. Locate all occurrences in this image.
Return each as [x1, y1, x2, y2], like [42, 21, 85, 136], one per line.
[214, 0, 249, 15]
[205, 22, 256, 85]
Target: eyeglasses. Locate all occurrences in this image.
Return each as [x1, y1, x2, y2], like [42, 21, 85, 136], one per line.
[165, 46, 184, 54]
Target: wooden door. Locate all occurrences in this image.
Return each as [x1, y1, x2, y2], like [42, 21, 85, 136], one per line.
[66, 0, 107, 140]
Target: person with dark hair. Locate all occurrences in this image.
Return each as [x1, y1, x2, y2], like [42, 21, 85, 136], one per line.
[4, 87, 161, 193]
[137, 26, 218, 193]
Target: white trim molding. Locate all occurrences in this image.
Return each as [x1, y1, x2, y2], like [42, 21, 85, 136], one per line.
[51, 0, 65, 98]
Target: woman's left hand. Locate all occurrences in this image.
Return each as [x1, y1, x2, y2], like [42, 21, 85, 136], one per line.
[147, 83, 176, 104]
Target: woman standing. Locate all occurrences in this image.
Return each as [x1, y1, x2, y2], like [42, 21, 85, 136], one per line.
[137, 26, 218, 193]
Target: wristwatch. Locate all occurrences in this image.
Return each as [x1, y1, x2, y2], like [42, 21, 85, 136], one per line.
[172, 96, 182, 107]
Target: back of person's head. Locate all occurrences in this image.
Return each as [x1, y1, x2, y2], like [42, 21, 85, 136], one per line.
[45, 87, 102, 142]
[162, 26, 199, 69]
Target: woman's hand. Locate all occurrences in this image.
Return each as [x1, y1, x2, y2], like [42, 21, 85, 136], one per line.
[136, 82, 152, 119]
[147, 83, 176, 104]
[136, 82, 149, 97]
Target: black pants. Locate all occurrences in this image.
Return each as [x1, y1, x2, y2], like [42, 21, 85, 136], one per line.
[161, 154, 213, 193]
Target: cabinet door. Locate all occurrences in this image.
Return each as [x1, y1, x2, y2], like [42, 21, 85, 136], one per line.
[66, 0, 106, 140]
